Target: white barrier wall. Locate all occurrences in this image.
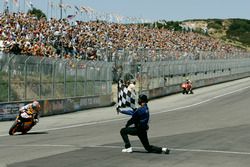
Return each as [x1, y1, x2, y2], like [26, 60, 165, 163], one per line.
[2, 53, 250, 121]
[0, 95, 114, 121]
[137, 58, 250, 92]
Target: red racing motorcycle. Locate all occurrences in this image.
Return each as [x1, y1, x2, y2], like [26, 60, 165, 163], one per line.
[9, 113, 38, 135]
[181, 82, 194, 94]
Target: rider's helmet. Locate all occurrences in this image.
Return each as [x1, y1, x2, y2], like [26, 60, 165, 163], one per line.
[138, 94, 148, 105]
[32, 100, 40, 111]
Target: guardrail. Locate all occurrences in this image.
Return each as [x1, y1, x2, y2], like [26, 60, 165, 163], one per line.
[134, 58, 250, 98]
[0, 95, 113, 121]
[0, 53, 114, 121]
[1, 50, 250, 121]
[0, 53, 113, 102]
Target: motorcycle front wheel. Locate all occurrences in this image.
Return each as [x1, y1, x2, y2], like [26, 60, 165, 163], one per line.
[9, 121, 19, 135]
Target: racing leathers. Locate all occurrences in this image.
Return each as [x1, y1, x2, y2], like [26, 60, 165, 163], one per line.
[19, 103, 39, 124]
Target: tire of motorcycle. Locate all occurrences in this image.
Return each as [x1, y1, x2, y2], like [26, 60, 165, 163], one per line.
[22, 125, 33, 135]
[182, 89, 186, 94]
[9, 121, 19, 135]
[22, 130, 28, 135]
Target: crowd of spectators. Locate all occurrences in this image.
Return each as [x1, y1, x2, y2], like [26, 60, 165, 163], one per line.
[0, 12, 246, 61]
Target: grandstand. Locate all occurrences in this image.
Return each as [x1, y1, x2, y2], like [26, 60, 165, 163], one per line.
[0, 12, 246, 62]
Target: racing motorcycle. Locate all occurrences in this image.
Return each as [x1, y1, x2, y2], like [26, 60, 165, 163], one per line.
[9, 113, 39, 135]
[181, 82, 193, 94]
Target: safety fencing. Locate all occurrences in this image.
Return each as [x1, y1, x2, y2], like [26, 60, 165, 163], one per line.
[1, 50, 250, 121]
[94, 48, 250, 62]
[95, 48, 250, 83]
[138, 58, 250, 90]
[0, 53, 113, 120]
[107, 49, 250, 103]
[122, 58, 250, 98]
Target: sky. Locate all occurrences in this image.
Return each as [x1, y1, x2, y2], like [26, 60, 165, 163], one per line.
[1, 0, 250, 22]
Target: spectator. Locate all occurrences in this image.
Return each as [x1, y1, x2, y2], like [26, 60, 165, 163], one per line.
[0, 12, 247, 62]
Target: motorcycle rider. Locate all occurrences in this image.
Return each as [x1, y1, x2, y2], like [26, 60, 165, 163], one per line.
[185, 78, 193, 94]
[19, 100, 41, 124]
[185, 78, 192, 84]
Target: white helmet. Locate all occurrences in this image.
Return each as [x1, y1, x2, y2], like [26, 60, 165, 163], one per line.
[32, 101, 40, 110]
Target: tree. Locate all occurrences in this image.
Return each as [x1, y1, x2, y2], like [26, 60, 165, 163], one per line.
[27, 7, 47, 20]
[226, 19, 250, 46]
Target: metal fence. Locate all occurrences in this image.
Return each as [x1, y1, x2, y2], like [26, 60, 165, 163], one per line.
[94, 48, 250, 81]
[1, 49, 250, 102]
[0, 53, 113, 103]
[103, 49, 250, 94]
[135, 58, 250, 92]
[95, 48, 250, 62]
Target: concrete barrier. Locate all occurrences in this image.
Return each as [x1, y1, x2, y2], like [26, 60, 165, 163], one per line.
[145, 72, 250, 99]
[1, 71, 250, 121]
[0, 94, 113, 121]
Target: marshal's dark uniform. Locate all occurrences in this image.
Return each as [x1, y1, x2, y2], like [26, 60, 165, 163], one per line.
[119, 94, 170, 154]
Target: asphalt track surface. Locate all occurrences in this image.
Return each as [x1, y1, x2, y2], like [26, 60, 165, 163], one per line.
[1, 77, 250, 167]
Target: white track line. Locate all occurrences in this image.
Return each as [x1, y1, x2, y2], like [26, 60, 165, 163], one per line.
[1, 144, 250, 156]
[37, 85, 250, 132]
[0, 144, 75, 147]
[1, 85, 250, 137]
[152, 85, 250, 115]
[88, 145, 250, 156]
[172, 148, 250, 155]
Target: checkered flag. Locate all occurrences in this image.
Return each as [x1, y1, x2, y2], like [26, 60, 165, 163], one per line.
[117, 80, 136, 110]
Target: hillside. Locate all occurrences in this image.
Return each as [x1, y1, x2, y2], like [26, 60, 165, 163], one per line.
[157, 19, 250, 51]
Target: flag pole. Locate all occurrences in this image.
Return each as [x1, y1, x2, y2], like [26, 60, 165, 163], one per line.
[60, 0, 62, 19]
[18, 0, 20, 12]
[3, 0, 6, 12]
[24, 0, 25, 12]
[46, 0, 49, 18]
[50, 0, 52, 18]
